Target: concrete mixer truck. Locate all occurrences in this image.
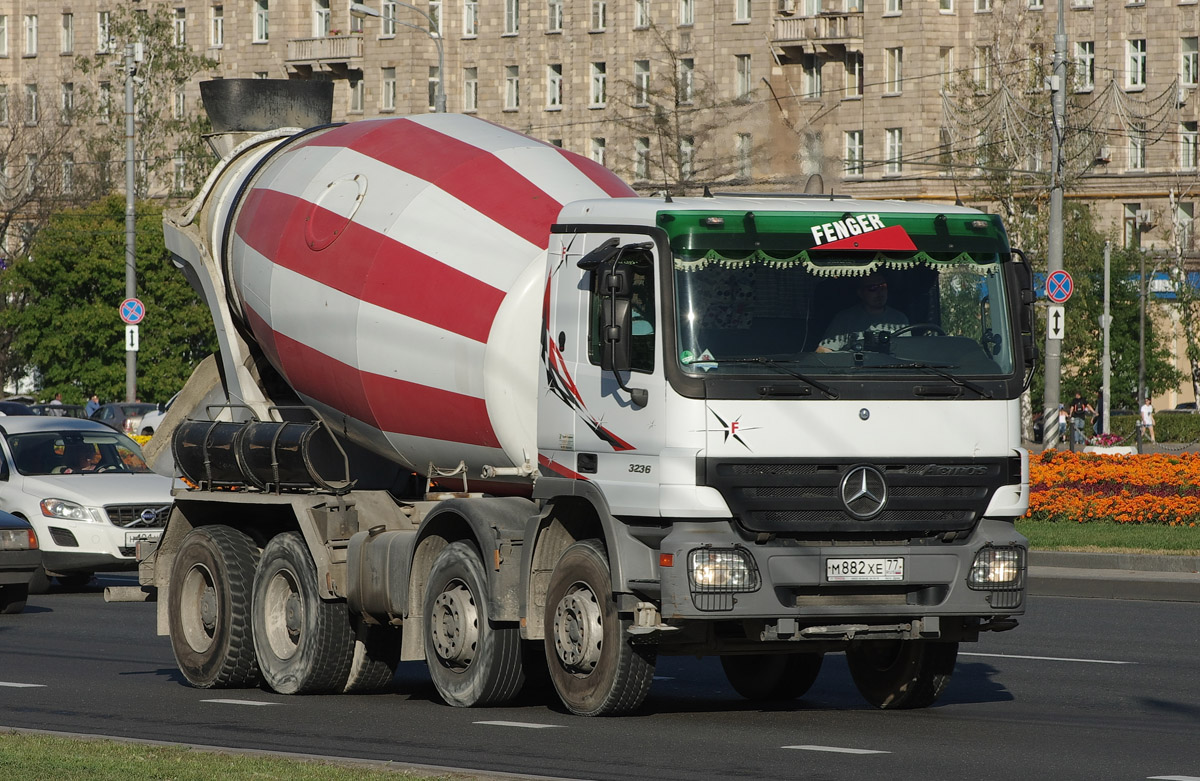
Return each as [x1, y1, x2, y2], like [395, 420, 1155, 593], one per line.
[137, 80, 1034, 716]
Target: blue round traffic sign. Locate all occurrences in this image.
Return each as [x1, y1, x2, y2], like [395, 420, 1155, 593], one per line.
[120, 298, 146, 325]
[1046, 270, 1074, 304]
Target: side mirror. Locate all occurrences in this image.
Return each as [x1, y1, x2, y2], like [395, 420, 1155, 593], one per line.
[599, 264, 635, 374]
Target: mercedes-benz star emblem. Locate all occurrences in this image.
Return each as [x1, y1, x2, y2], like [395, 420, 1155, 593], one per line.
[840, 465, 888, 520]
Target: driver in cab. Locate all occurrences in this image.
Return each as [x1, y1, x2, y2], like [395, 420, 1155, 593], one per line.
[817, 272, 908, 352]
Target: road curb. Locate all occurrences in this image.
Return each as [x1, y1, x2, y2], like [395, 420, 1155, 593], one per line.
[1028, 551, 1200, 602]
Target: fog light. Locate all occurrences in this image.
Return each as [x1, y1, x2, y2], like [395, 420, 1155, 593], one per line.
[688, 547, 760, 612]
[968, 545, 1026, 591]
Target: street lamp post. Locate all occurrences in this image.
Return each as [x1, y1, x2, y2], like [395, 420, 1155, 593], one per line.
[350, 2, 445, 113]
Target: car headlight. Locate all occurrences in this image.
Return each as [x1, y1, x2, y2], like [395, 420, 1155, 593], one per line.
[967, 545, 1026, 590]
[0, 528, 37, 550]
[40, 498, 106, 524]
[688, 548, 760, 592]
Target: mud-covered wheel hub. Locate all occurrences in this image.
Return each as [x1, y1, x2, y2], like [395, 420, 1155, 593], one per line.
[552, 584, 604, 674]
[430, 582, 479, 668]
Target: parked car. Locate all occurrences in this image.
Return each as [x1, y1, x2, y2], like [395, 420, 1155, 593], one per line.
[1174, 402, 1197, 412]
[0, 401, 35, 416]
[89, 402, 159, 435]
[0, 417, 172, 591]
[30, 403, 89, 419]
[0, 509, 39, 614]
[137, 393, 179, 436]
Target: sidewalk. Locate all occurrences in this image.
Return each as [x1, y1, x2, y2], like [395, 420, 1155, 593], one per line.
[1029, 551, 1200, 602]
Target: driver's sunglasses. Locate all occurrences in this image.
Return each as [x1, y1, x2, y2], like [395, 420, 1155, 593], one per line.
[860, 282, 887, 293]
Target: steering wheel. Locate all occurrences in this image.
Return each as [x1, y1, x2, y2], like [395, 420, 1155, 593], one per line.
[890, 322, 945, 338]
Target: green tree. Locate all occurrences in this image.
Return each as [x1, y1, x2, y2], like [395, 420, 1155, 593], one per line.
[0, 196, 217, 402]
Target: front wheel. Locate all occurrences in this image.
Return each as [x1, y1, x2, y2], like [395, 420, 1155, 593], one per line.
[845, 640, 958, 709]
[544, 540, 656, 716]
[252, 531, 355, 694]
[721, 653, 823, 701]
[423, 541, 524, 707]
[0, 583, 28, 614]
[168, 525, 261, 689]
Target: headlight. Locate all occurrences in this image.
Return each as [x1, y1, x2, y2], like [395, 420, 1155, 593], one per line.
[0, 528, 37, 550]
[968, 545, 1026, 590]
[40, 498, 105, 524]
[688, 548, 760, 591]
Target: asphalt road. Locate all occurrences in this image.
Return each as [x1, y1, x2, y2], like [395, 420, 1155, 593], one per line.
[1, 574, 1198, 781]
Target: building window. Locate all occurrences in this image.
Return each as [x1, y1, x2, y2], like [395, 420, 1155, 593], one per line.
[1128, 123, 1146, 169]
[634, 60, 650, 105]
[61, 13, 74, 54]
[845, 52, 863, 98]
[974, 46, 993, 91]
[1124, 203, 1141, 248]
[1178, 202, 1194, 250]
[97, 11, 111, 52]
[1184, 38, 1199, 87]
[885, 47, 903, 93]
[505, 0, 520, 35]
[680, 136, 694, 179]
[1074, 41, 1095, 91]
[464, 66, 478, 111]
[350, 78, 364, 112]
[429, 0, 442, 35]
[1127, 39, 1147, 89]
[886, 0, 902, 13]
[939, 0, 954, 11]
[680, 0, 695, 26]
[1028, 0, 1043, 8]
[24, 84, 37, 124]
[680, 58, 694, 103]
[939, 126, 953, 168]
[382, 67, 396, 110]
[844, 130, 863, 176]
[313, 0, 331, 37]
[384, 1, 398, 36]
[736, 54, 753, 100]
[548, 0, 563, 32]
[428, 67, 440, 111]
[174, 8, 187, 46]
[885, 128, 903, 174]
[211, 6, 224, 47]
[591, 138, 606, 166]
[591, 0, 607, 30]
[505, 65, 520, 109]
[736, 0, 752, 22]
[173, 87, 185, 120]
[1183, 121, 1199, 169]
[61, 82, 75, 123]
[0, 85, 7, 124]
[635, 137, 650, 180]
[635, 0, 652, 28]
[737, 133, 752, 178]
[25, 154, 38, 195]
[802, 54, 822, 98]
[547, 63, 563, 108]
[0, 16, 8, 58]
[62, 154, 75, 195]
[939, 46, 955, 92]
[173, 151, 186, 193]
[974, 0, 991, 10]
[23, 15, 37, 57]
[98, 81, 111, 123]
[254, 1, 269, 43]
[591, 62, 607, 106]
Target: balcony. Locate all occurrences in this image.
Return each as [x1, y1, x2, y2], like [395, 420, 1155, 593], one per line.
[772, 12, 863, 54]
[286, 34, 364, 69]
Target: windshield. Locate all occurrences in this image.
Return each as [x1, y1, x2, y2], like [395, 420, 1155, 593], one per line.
[8, 430, 155, 475]
[668, 211, 1015, 379]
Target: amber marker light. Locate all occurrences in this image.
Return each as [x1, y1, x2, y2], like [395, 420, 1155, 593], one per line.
[659, 553, 674, 567]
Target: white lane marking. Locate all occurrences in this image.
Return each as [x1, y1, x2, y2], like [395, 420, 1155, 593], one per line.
[961, 652, 1135, 665]
[200, 699, 281, 706]
[1148, 776, 1200, 780]
[0, 682, 46, 688]
[653, 676, 675, 681]
[784, 745, 890, 755]
[474, 721, 564, 729]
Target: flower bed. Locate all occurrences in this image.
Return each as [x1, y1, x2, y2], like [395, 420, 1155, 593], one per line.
[1027, 451, 1200, 526]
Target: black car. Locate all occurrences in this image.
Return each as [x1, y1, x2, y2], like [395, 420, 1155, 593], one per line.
[0, 401, 34, 416]
[0, 510, 39, 614]
[89, 402, 159, 434]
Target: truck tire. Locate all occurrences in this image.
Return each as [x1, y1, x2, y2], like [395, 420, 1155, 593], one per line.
[168, 525, 261, 688]
[720, 653, 823, 701]
[343, 617, 401, 694]
[845, 639, 958, 709]
[252, 531, 355, 695]
[543, 540, 656, 716]
[423, 541, 525, 707]
[0, 583, 28, 614]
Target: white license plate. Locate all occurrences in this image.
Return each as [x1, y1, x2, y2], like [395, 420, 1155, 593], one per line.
[126, 530, 161, 546]
[826, 557, 904, 582]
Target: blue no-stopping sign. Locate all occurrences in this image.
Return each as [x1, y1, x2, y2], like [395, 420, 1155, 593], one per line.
[120, 298, 145, 325]
[1046, 270, 1074, 304]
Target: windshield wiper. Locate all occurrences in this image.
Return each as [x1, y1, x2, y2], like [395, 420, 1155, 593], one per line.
[713, 358, 840, 399]
[877, 362, 994, 399]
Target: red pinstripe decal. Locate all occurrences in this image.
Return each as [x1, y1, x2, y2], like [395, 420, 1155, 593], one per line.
[538, 453, 588, 480]
[295, 119, 571, 249]
[249, 314, 500, 447]
[236, 187, 503, 343]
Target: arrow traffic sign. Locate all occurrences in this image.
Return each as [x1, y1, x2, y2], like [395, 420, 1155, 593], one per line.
[1048, 305, 1065, 340]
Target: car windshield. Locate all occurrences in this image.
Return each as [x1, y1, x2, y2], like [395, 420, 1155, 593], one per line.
[667, 211, 1015, 379]
[8, 430, 154, 476]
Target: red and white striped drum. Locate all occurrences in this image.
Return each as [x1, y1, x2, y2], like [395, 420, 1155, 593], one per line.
[221, 114, 634, 480]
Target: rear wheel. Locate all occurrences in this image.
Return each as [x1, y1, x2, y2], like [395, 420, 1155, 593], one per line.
[343, 618, 402, 694]
[168, 525, 261, 688]
[544, 540, 656, 716]
[423, 541, 525, 707]
[845, 640, 958, 709]
[252, 531, 355, 694]
[0, 583, 28, 614]
[720, 653, 823, 701]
